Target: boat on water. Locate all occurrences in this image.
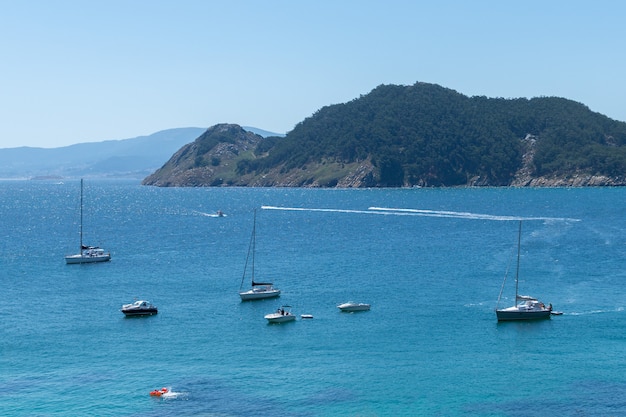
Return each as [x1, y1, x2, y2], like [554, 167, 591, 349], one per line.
[238, 210, 281, 301]
[121, 300, 158, 316]
[338, 302, 371, 312]
[496, 221, 552, 321]
[265, 305, 296, 323]
[149, 387, 185, 399]
[150, 387, 169, 397]
[65, 179, 111, 264]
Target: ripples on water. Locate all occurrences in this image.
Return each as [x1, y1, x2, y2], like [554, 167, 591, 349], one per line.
[0, 181, 624, 416]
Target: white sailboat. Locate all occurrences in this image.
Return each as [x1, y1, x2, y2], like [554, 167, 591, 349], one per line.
[238, 210, 280, 301]
[65, 179, 111, 264]
[496, 221, 551, 321]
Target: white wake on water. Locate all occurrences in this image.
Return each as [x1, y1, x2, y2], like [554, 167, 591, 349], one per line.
[262, 206, 373, 215]
[262, 205, 580, 222]
[567, 307, 624, 316]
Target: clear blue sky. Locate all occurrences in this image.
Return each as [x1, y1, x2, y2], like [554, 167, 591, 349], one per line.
[1, 0, 625, 149]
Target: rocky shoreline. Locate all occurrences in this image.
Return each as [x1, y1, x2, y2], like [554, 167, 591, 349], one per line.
[511, 173, 625, 187]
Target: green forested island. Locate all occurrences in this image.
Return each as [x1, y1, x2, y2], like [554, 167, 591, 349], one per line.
[142, 82, 626, 187]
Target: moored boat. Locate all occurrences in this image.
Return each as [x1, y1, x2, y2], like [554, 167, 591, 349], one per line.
[65, 179, 111, 264]
[496, 297, 552, 321]
[338, 302, 371, 312]
[495, 221, 552, 321]
[265, 306, 296, 323]
[121, 300, 158, 316]
[239, 283, 281, 301]
[239, 210, 281, 301]
[65, 246, 111, 264]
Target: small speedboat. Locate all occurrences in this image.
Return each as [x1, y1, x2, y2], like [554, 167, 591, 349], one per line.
[265, 306, 296, 323]
[121, 300, 158, 316]
[338, 302, 371, 312]
[150, 387, 169, 397]
[150, 386, 185, 399]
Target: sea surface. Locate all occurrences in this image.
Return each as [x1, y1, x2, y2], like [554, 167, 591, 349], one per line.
[1, 180, 624, 417]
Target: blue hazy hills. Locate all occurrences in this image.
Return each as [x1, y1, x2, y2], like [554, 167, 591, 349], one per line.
[0, 126, 280, 179]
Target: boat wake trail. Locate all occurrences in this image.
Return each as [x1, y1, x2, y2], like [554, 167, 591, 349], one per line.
[568, 307, 624, 316]
[262, 206, 580, 222]
[369, 207, 580, 222]
[262, 206, 374, 215]
[161, 390, 187, 400]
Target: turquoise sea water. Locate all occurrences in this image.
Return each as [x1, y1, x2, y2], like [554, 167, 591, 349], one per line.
[1, 180, 624, 416]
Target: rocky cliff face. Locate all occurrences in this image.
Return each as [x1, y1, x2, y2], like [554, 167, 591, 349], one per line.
[142, 123, 380, 188]
[513, 173, 625, 187]
[509, 135, 625, 187]
[142, 124, 263, 187]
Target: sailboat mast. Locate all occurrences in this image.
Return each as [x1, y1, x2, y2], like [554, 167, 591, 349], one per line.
[251, 209, 256, 282]
[515, 220, 522, 302]
[239, 209, 257, 290]
[79, 178, 84, 251]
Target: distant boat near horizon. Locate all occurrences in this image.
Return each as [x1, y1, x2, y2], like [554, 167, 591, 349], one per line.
[65, 179, 111, 264]
[238, 210, 281, 301]
[495, 221, 552, 321]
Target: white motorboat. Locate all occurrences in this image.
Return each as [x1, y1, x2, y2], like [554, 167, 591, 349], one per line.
[338, 302, 371, 312]
[496, 221, 552, 321]
[65, 179, 111, 264]
[121, 300, 158, 317]
[265, 306, 296, 323]
[239, 210, 281, 301]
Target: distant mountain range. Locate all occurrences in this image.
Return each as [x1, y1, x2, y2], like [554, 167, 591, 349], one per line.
[0, 126, 282, 179]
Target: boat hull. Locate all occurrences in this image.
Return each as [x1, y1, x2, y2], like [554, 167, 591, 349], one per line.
[65, 254, 111, 264]
[239, 289, 281, 301]
[496, 309, 551, 321]
[122, 309, 158, 317]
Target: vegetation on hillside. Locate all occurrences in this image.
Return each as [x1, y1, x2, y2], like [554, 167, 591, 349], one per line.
[144, 83, 626, 187]
[244, 83, 626, 186]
